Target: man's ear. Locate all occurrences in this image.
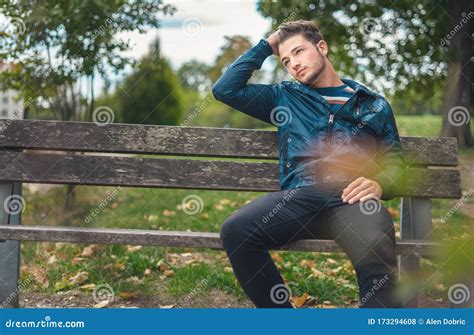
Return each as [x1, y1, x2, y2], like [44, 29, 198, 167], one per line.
[316, 40, 329, 57]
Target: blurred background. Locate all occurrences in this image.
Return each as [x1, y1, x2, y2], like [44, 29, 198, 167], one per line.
[0, 0, 472, 308]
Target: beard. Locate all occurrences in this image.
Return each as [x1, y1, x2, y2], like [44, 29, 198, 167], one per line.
[300, 52, 326, 87]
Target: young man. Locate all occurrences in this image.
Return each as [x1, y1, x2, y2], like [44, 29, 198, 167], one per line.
[212, 20, 406, 308]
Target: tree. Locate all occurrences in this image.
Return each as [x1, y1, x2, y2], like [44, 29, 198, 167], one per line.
[177, 60, 212, 93]
[0, 0, 176, 210]
[0, 0, 176, 122]
[257, 0, 473, 147]
[209, 35, 262, 83]
[117, 38, 184, 125]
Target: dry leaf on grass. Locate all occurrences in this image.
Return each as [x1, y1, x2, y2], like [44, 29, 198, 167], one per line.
[93, 300, 111, 308]
[291, 292, 309, 308]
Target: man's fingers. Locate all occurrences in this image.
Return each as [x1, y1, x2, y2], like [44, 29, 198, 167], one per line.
[342, 177, 365, 198]
[359, 193, 380, 203]
[346, 188, 372, 204]
[343, 181, 371, 202]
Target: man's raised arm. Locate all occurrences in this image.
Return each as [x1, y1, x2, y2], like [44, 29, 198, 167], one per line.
[211, 33, 280, 125]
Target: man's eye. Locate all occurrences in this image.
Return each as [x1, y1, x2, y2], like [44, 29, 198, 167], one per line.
[296, 49, 303, 54]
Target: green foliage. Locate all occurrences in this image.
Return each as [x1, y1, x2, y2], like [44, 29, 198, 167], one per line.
[256, 0, 453, 112]
[0, 0, 176, 120]
[117, 47, 184, 125]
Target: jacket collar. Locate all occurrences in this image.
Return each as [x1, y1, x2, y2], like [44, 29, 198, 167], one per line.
[281, 77, 378, 103]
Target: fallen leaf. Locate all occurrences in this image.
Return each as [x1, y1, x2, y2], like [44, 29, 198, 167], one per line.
[214, 204, 225, 211]
[299, 259, 316, 268]
[69, 271, 89, 285]
[271, 252, 283, 263]
[291, 292, 309, 308]
[47, 255, 57, 265]
[159, 304, 175, 308]
[93, 300, 110, 308]
[387, 207, 399, 218]
[119, 291, 141, 299]
[325, 258, 337, 265]
[80, 283, 96, 291]
[163, 209, 176, 216]
[81, 245, 97, 257]
[30, 266, 49, 288]
[126, 245, 142, 253]
[219, 199, 231, 205]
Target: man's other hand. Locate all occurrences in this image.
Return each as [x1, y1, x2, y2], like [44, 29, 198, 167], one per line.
[341, 177, 383, 204]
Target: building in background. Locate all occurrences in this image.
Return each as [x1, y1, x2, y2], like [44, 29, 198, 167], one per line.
[0, 62, 24, 120]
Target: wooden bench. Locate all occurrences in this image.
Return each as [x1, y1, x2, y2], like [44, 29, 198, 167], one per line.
[0, 119, 462, 308]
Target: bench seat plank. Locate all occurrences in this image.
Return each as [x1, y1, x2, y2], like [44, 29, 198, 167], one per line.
[0, 225, 439, 257]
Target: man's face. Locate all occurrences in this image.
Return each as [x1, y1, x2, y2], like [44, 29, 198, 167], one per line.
[278, 34, 327, 86]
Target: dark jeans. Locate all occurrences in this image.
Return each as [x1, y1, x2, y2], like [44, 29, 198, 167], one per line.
[220, 184, 401, 308]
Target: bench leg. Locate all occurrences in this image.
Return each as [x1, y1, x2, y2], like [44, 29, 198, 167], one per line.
[399, 197, 432, 308]
[0, 182, 22, 308]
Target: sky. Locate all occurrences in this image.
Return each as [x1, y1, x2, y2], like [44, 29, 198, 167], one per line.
[118, 0, 272, 70]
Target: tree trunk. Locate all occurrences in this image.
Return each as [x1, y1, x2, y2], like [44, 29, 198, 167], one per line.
[64, 184, 77, 212]
[441, 0, 473, 148]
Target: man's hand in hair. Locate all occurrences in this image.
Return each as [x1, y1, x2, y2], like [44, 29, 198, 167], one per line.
[266, 30, 280, 56]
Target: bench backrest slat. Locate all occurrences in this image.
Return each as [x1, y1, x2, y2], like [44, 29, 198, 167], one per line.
[0, 151, 462, 198]
[0, 120, 458, 166]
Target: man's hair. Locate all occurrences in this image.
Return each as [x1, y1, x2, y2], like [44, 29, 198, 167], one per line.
[277, 20, 324, 46]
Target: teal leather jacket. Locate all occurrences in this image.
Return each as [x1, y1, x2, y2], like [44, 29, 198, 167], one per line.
[212, 38, 406, 200]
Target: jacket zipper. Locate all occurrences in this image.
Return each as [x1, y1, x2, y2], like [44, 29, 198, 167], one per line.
[327, 96, 361, 149]
[327, 113, 334, 147]
[282, 130, 289, 176]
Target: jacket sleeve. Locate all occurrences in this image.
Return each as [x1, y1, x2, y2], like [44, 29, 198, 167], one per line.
[211, 39, 278, 125]
[372, 102, 407, 201]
